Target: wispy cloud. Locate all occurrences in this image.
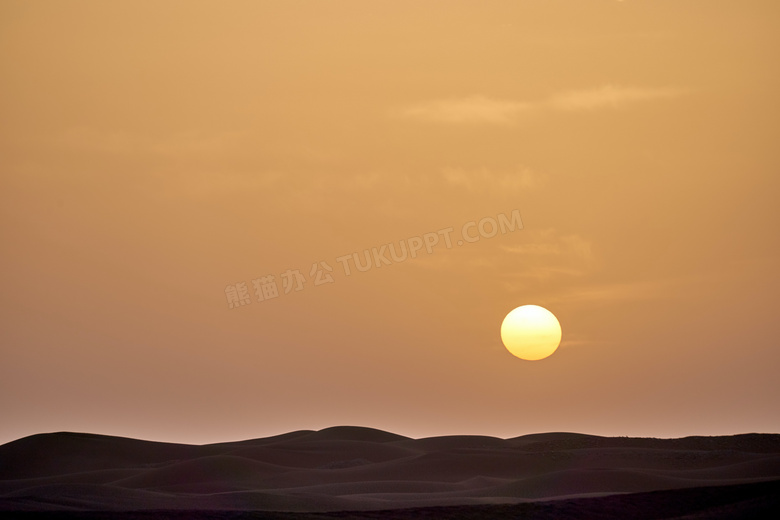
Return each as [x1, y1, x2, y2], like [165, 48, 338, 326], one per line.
[497, 230, 596, 284]
[501, 231, 594, 264]
[398, 85, 684, 124]
[548, 84, 682, 111]
[544, 280, 673, 304]
[441, 165, 541, 191]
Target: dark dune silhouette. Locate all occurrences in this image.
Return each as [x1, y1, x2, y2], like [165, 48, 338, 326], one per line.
[1, 427, 779, 519]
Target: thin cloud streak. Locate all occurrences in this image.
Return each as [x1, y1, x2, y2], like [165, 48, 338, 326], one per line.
[544, 280, 674, 304]
[549, 84, 683, 111]
[399, 85, 685, 124]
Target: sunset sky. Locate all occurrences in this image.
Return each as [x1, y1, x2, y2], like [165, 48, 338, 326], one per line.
[2, 1, 779, 446]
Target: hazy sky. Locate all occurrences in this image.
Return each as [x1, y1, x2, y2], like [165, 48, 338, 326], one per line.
[2, 1, 779, 445]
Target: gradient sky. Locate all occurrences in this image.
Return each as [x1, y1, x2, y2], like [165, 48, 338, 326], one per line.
[2, 0, 779, 446]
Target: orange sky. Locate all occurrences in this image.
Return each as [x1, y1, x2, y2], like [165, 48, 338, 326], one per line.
[2, 0, 779, 445]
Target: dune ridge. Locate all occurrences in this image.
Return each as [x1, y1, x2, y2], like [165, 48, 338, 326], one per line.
[1, 427, 779, 514]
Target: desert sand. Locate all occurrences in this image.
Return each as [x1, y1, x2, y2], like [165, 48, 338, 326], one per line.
[1, 427, 778, 518]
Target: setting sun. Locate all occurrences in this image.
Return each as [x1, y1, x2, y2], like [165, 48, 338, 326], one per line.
[501, 305, 562, 361]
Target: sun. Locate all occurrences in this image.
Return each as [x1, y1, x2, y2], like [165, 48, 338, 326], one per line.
[500, 305, 562, 361]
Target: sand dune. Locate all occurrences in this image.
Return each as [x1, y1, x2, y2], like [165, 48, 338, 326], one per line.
[1, 427, 779, 516]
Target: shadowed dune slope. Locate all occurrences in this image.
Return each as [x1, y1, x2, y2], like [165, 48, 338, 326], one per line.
[0, 480, 778, 520]
[1, 427, 779, 512]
